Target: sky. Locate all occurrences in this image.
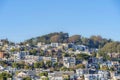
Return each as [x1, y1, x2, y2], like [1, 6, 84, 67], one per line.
[0, 0, 120, 42]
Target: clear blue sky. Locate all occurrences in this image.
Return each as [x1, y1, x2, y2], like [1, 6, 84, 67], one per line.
[0, 0, 120, 42]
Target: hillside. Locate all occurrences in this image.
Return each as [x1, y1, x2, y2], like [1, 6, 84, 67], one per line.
[24, 32, 112, 48]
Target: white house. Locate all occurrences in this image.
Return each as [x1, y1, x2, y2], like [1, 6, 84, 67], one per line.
[63, 57, 76, 68]
[48, 72, 63, 80]
[98, 70, 110, 79]
[51, 43, 61, 48]
[51, 58, 57, 64]
[25, 55, 40, 64]
[76, 69, 88, 77]
[84, 74, 98, 80]
[43, 57, 57, 64]
[0, 66, 4, 70]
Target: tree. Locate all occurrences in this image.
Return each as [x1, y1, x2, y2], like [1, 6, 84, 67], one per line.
[75, 64, 85, 69]
[50, 35, 60, 42]
[76, 53, 90, 60]
[25, 32, 112, 48]
[33, 61, 44, 69]
[39, 61, 44, 68]
[98, 50, 110, 61]
[23, 77, 31, 80]
[63, 75, 70, 80]
[68, 35, 81, 43]
[24, 64, 30, 70]
[62, 53, 70, 57]
[101, 42, 120, 53]
[0, 72, 12, 80]
[117, 44, 120, 58]
[12, 62, 26, 69]
[10, 48, 16, 52]
[34, 62, 40, 68]
[109, 66, 115, 71]
[39, 72, 48, 77]
[29, 49, 37, 55]
[39, 50, 44, 56]
[53, 62, 58, 68]
[46, 61, 52, 68]
[99, 42, 120, 59]
[12, 62, 19, 68]
[0, 61, 8, 67]
[53, 62, 60, 70]
[60, 66, 68, 71]
[90, 35, 102, 48]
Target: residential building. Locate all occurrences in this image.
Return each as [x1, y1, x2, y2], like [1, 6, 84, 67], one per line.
[63, 57, 76, 68]
[0, 51, 4, 58]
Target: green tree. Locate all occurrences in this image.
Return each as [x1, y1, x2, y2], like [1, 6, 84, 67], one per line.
[39, 61, 44, 68]
[50, 35, 60, 43]
[68, 35, 81, 43]
[39, 50, 44, 56]
[29, 49, 37, 55]
[76, 53, 90, 60]
[12, 62, 19, 68]
[39, 72, 48, 77]
[24, 64, 30, 70]
[10, 48, 16, 52]
[62, 53, 70, 57]
[63, 75, 70, 80]
[46, 61, 52, 68]
[101, 42, 120, 53]
[60, 66, 68, 71]
[23, 77, 31, 80]
[53, 62, 58, 68]
[0, 72, 12, 80]
[75, 64, 85, 69]
[98, 50, 111, 61]
[34, 62, 40, 68]
[109, 66, 115, 71]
